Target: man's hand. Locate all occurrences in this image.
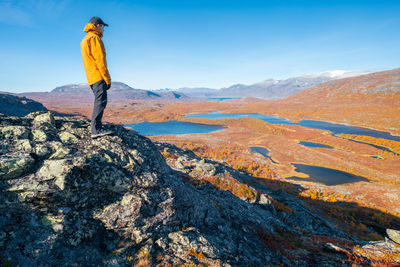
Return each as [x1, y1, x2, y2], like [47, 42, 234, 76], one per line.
[106, 82, 111, 90]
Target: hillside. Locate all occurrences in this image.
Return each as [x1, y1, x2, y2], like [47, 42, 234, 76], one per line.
[284, 68, 400, 101]
[235, 68, 400, 135]
[20, 82, 189, 107]
[0, 92, 48, 117]
[1, 112, 400, 266]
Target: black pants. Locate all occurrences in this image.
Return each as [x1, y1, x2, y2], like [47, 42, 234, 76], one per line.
[90, 80, 107, 134]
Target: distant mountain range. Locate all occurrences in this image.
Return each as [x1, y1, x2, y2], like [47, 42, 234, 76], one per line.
[2, 70, 374, 112]
[20, 82, 189, 106]
[0, 92, 47, 116]
[285, 69, 400, 101]
[238, 68, 400, 135]
[157, 70, 372, 100]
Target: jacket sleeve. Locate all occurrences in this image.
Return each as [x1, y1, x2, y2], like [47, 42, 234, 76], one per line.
[90, 36, 111, 85]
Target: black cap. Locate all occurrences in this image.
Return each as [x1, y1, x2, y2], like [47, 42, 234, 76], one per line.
[89, 16, 108, 27]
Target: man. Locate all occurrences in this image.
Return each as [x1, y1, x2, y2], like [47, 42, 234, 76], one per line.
[80, 16, 112, 138]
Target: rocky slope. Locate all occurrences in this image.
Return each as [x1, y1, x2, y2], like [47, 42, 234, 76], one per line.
[0, 93, 47, 116]
[1, 112, 399, 266]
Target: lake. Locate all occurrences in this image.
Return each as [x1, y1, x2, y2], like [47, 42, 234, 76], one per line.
[288, 164, 370, 186]
[125, 121, 225, 136]
[186, 112, 295, 125]
[298, 141, 333, 149]
[185, 111, 400, 142]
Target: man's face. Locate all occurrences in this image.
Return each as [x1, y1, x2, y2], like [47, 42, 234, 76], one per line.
[96, 24, 105, 34]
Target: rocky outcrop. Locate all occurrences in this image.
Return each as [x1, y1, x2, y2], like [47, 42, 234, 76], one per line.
[0, 112, 399, 266]
[0, 93, 47, 117]
[387, 229, 400, 244]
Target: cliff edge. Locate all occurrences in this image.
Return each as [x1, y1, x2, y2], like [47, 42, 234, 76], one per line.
[0, 112, 399, 266]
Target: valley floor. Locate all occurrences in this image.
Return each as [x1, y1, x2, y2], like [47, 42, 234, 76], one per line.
[44, 99, 400, 261]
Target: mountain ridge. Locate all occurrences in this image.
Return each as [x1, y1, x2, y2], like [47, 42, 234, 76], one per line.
[0, 92, 48, 116]
[169, 70, 372, 99]
[20, 82, 189, 105]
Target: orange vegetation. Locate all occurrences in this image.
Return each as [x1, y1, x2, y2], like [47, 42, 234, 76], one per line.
[230, 69, 400, 136]
[161, 148, 295, 214]
[178, 142, 276, 180]
[337, 134, 400, 155]
[164, 138, 400, 238]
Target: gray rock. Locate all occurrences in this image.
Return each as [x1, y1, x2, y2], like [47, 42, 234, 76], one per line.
[32, 129, 48, 142]
[0, 113, 396, 267]
[49, 146, 71, 159]
[175, 161, 184, 169]
[259, 193, 272, 205]
[32, 112, 55, 126]
[0, 152, 35, 180]
[34, 144, 51, 157]
[15, 139, 33, 152]
[58, 131, 79, 144]
[195, 160, 216, 176]
[387, 229, 400, 244]
[37, 159, 72, 190]
[0, 126, 30, 139]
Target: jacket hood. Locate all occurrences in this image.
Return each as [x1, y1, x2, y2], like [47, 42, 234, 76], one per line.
[83, 23, 102, 37]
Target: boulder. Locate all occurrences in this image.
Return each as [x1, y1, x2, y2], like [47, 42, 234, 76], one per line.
[387, 229, 400, 244]
[195, 159, 216, 176]
[36, 159, 72, 190]
[32, 112, 55, 126]
[0, 126, 30, 139]
[0, 152, 35, 180]
[32, 129, 48, 142]
[58, 131, 79, 144]
[0, 112, 398, 266]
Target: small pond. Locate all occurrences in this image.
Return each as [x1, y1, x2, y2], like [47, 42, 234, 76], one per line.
[249, 146, 278, 164]
[287, 163, 369, 186]
[343, 138, 399, 155]
[298, 141, 333, 149]
[370, 156, 381, 159]
[125, 121, 225, 136]
[207, 98, 240, 101]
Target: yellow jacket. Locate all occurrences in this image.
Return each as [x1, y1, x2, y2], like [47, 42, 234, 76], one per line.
[80, 23, 111, 85]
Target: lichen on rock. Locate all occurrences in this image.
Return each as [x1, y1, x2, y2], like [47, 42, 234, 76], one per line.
[0, 112, 399, 266]
[0, 125, 30, 139]
[58, 131, 79, 144]
[32, 129, 48, 142]
[0, 152, 35, 180]
[37, 159, 72, 190]
[32, 111, 55, 126]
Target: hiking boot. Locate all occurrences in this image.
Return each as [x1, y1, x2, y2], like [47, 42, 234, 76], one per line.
[91, 130, 113, 139]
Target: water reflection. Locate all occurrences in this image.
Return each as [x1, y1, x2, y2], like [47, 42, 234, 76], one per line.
[287, 164, 369, 186]
[185, 112, 400, 142]
[125, 121, 225, 136]
[298, 141, 333, 149]
[249, 146, 278, 164]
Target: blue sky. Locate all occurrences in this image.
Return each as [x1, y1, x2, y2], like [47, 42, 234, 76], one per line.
[1, 0, 400, 92]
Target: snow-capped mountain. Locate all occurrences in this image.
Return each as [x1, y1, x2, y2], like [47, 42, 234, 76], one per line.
[172, 70, 372, 100]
